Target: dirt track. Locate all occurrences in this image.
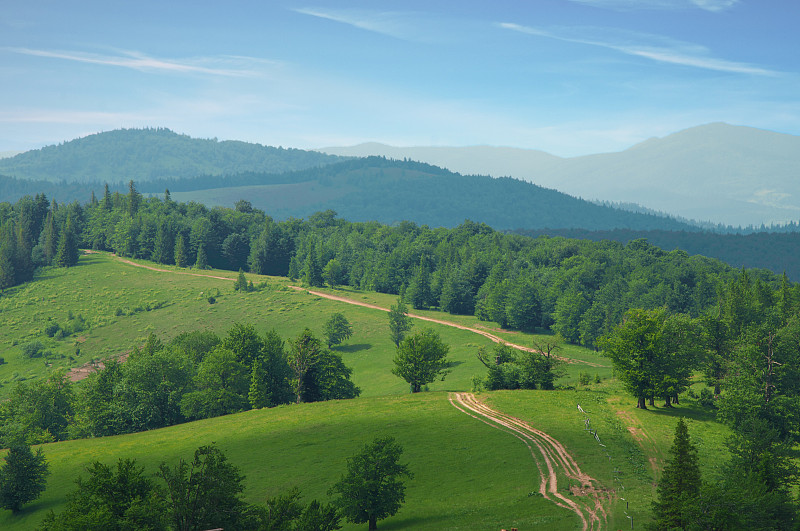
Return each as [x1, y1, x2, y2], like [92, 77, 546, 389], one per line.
[449, 392, 609, 531]
[291, 287, 605, 367]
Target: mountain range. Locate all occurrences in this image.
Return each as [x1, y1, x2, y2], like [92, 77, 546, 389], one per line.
[320, 123, 800, 228]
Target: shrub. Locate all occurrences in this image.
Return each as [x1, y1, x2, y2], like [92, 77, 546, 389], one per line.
[698, 387, 716, 408]
[21, 342, 45, 359]
[207, 296, 216, 304]
[579, 372, 591, 386]
[44, 322, 61, 337]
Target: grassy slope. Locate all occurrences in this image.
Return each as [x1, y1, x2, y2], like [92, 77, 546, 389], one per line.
[0, 252, 731, 529]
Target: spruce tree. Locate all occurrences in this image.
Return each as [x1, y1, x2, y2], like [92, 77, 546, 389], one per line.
[55, 216, 79, 268]
[196, 245, 208, 270]
[651, 418, 701, 530]
[303, 244, 323, 287]
[248, 358, 270, 409]
[40, 211, 57, 265]
[174, 233, 188, 268]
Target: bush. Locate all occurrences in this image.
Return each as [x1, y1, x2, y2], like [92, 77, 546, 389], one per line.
[115, 307, 124, 316]
[21, 342, 45, 359]
[207, 296, 216, 304]
[579, 372, 591, 386]
[44, 322, 61, 337]
[698, 387, 716, 408]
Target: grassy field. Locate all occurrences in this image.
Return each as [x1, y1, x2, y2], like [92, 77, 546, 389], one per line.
[0, 252, 731, 529]
[0, 251, 609, 395]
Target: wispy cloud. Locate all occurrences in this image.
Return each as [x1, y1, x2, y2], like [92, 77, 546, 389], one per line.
[498, 23, 776, 76]
[566, 0, 739, 12]
[4, 47, 275, 77]
[293, 7, 423, 41]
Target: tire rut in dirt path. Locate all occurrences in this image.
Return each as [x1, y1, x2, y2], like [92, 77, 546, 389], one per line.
[291, 287, 605, 367]
[449, 392, 610, 531]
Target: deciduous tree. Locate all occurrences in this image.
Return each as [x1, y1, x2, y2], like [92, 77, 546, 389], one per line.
[392, 329, 451, 393]
[330, 436, 413, 530]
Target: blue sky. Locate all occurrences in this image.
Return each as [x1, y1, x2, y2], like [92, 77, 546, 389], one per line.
[1, 0, 797, 156]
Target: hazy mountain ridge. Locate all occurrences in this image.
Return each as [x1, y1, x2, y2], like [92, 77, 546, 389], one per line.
[320, 123, 800, 228]
[0, 128, 343, 183]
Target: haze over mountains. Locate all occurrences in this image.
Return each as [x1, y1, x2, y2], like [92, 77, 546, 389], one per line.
[320, 123, 800, 228]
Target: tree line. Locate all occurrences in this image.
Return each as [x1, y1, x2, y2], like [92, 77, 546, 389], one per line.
[600, 268, 800, 529]
[1, 436, 412, 530]
[0, 323, 359, 447]
[5, 185, 792, 351]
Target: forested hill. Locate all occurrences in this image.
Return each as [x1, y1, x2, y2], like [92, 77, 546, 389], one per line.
[517, 228, 800, 281]
[162, 157, 700, 232]
[0, 128, 342, 183]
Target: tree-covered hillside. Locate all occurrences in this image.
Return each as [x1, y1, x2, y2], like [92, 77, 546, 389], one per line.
[164, 157, 701, 232]
[0, 128, 342, 183]
[518, 228, 800, 281]
[3, 188, 793, 352]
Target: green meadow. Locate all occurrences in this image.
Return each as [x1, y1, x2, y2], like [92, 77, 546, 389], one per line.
[0, 252, 731, 529]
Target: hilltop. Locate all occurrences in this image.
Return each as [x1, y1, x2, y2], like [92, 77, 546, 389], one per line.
[0, 128, 342, 183]
[320, 123, 800, 228]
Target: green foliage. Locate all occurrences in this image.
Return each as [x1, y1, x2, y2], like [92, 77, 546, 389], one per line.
[388, 298, 413, 347]
[158, 444, 250, 531]
[323, 312, 353, 348]
[234, 268, 250, 291]
[180, 347, 249, 421]
[0, 372, 74, 446]
[650, 418, 701, 530]
[475, 343, 562, 391]
[392, 329, 452, 393]
[599, 308, 703, 409]
[0, 445, 49, 514]
[39, 458, 165, 530]
[330, 436, 413, 530]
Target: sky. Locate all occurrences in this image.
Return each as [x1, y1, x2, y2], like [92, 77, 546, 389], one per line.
[1, 0, 798, 157]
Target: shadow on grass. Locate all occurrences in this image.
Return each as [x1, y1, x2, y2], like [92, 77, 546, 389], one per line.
[379, 513, 452, 530]
[336, 343, 372, 353]
[646, 401, 718, 423]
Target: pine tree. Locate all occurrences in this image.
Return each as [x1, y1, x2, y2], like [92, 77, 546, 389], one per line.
[127, 180, 141, 217]
[248, 358, 270, 409]
[388, 298, 413, 347]
[303, 244, 323, 287]
[55, 215, 79, 268]
[651, 418, 701, 530]
[174, 233, 188, 268]
[196, 244, 208, 270]
[40, 210, 57, 265]
[234, 268, 249, 291]
[102, 182, 112, 211]
[0, 445, 50, 514]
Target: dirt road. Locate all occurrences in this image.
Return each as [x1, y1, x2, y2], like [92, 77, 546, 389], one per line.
[291, 287, 605, 367]
[449, 392, 609, 530]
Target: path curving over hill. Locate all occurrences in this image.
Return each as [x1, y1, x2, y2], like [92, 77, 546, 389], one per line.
[291, 286, 605, 367]
[449, 392, 610, 531]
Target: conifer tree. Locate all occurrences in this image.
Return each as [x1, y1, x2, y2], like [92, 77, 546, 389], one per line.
[127, 180, 141, 217]
[248, 358, 269, 409]
[174, 233, 188, 268]
[40, 210, 57, 265]
[196, 244, 208, 270]
[55, 215, 79, 268]
[651, 418, 701, 530]
[102, 182, 112, 211]
[303, 243, 323, 287]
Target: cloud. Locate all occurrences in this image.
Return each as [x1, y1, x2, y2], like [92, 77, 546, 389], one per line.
[498, 23, 776, 76]
[4, 47, 275, 77]
[293, 7, 422, 41]
[566, 0, 739, 11]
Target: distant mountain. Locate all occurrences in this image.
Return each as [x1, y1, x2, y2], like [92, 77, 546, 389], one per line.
[0, 128, 342, 183]
[168, 156, 698, 232]
[319, 123, 800, 228]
